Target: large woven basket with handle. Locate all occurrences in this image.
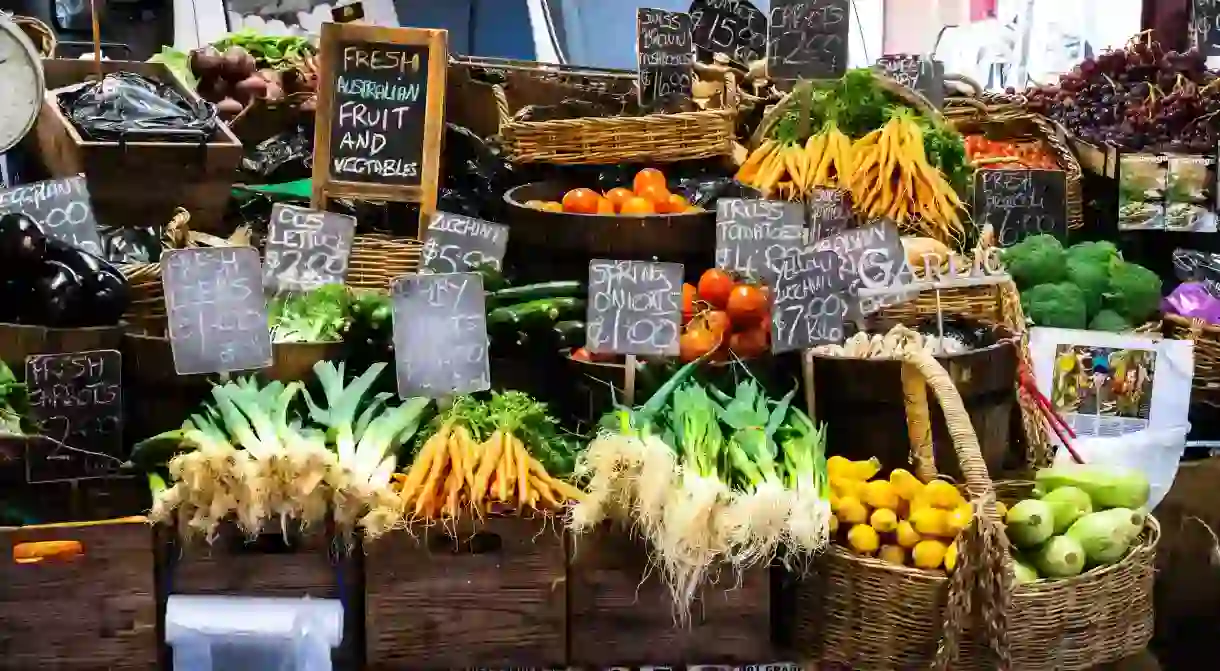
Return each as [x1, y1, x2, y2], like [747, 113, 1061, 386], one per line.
[792, 348, 1158, 670]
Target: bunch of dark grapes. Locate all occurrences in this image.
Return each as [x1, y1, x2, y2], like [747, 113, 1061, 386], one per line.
[1024, 37, 1220, 153]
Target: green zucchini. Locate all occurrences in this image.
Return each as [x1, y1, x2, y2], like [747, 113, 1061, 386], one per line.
[553, 320, 586, 348]
[487, 297, 586, 332]
[487, 281, 584, 308]
[127, 428, 195, 471]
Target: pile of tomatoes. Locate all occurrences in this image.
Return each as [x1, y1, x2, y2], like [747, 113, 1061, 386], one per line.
[525, 168, 703, 216]
[964, 135, 1059, 170]
[680, 269, 770, 362]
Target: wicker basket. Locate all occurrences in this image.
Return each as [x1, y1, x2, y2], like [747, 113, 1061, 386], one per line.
[1163, 313, 1220, 405]
[500, 108, 735, 165]
[347, 233, 422, 292]
[792, 348, 1158, 671]
[12, 15, 55, 57]
[949, 111, 1084, 231]
[118, 209, 249, 337]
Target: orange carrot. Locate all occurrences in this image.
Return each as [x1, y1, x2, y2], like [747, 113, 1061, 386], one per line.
[458, 427, 478, 490]
[499, 432, 514, 502]
[532, 475, 560, 510]
[414, 446, 450, 518]
[442, 467, 461, 518]
[472, 429, 505, 508]
[447, 429, 464, 497]
[526, 456, 585, 502]
[514, 435, 530, 506]
[399, 424, 448, 503]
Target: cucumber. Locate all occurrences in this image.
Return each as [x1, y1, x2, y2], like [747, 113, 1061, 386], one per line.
[127, 429, 195, 471]
[553, 320, 586, 349]
[487, 297, 586, 332]
[487, 281, 584, 308]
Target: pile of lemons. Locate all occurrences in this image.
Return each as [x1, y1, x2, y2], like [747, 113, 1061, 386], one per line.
[828, 456, 1007, 572]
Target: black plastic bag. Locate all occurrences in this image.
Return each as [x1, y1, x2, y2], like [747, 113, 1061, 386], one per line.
[98, 224, 161, 265]
[1173, 248, 1220, 298]
[241, 125, 314, 182]
[58, 72, 219, 142]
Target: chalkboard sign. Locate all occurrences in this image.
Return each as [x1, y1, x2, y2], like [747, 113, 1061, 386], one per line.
[263, 204, 356, 292]
[814, 219, 915, 320]
[637, 8, 694, 104]
[771, 249, 852, 353]
[313, 23, 448, 238]
[0, 175, 104, 257]
[767, 0, 850, 81]
[875, 55, 944, 109]
[715, 198, 804, 286]
[422, 211, 510, 274]
[805, 187, 853, 243]
[688, 0, 768, 65]
[1194, 0, 1220, 57]
[972, 168, 1069, 247]
[586, 259, 683, 356]
[162, 247, 274, 376]
[391, 272, 490, 397]
[24, 349, 122, 483]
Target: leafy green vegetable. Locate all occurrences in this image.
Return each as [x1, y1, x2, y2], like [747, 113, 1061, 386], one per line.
[1066, 241, 1119, 267]
[148, 46, 197, 89]
[1067, 255, 1110, 318]
[1021, 282, 1088, 329]
[1088, 309, 1131, 332]
[269, 284, 352, 343]
[1105, 257, 1163, 324]
[1002, 234, 1068, 290]
[212, 30, 315, 70]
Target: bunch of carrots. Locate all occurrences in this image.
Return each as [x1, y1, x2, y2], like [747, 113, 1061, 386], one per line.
[393, 392, 584, 520]
[735, 122, 854, 201]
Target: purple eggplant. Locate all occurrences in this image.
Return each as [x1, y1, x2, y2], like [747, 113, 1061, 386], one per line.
[0, 212, 47, 269]
[34, 260, 86, 327]
[43, 238, 129, 325]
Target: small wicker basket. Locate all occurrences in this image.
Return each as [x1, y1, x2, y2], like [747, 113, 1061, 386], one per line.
[500, 108, 735, 165]
[1163, 313, 1220, 405]
[347, 233, 422, 292]
[12, 15, 55, 58]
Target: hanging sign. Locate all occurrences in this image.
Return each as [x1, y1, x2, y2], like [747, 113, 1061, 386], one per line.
[637, 7, 695, 105]
[688, 0, 768, 65]
[715, 198, 804, 286]
[767, 0, 850, 81]
[311, 23, 448, 238]
[805, 187, 853, 243]
[875, 54, 944, 109]
[391, 272, 490, 397]
[972, 168, 1069, 247]
[0, 175, 104, 256]
[771, 248, 853, 352]
[262, 203, 356, 292]
[23, 349, 122, 482]
[422, 211, 510, 274]
[586, 259, 683, 356]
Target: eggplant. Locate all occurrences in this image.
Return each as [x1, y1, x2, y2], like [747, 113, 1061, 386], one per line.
[42, 238, 130, 326]
[34, 260, 86, 328]
[0, 212, 47, 269]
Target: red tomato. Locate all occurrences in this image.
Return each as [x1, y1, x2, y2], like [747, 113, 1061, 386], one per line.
[633, 168, 667, 195]
[680, 323, 719, 362]
[681, 283, 697, 324]
[703, 310, 732, 338]
[570, 347, 592, 361]
[697, 269, 735, 308]
[726, 284, 767, 329]
[729, 326, 769, 359]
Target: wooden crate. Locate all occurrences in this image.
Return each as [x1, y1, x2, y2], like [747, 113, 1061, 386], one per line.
[364, 516, 566, 670]
[568, 524, 773, 667]
[34, 59, 242, 233]
[0, 517, 157, 669]
[160, 522, 361, 669]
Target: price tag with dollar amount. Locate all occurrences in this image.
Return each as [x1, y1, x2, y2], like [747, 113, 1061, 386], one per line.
[0, 175, 104, 257]
[391, 272, 490, 398]
[586, 259, 683, 356]
[813, 219, 915, 320]
[771, 248, 853, 352]
[767, 0, 850, 81]
[422, 211, 510, 274]
[637, 7, 694, 105]
[805, 187, 854, 243]
[23, 349, 122, 483]
[262, 203, 356, 292]
[875, 54, 943, 109]
[715, 198, 804, 286]
[688, 0, 767, 65]
[162, 247, 274, 376]
[972, 168, 1068, 247]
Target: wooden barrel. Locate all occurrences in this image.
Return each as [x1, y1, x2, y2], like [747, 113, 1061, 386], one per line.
[0, 322, 125, 376]
[811, 334, 1019, 479]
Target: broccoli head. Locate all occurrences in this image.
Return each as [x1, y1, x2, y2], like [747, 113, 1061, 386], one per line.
[1105, 258, 1162, 324]
[1088, 309, 1131, 333]
[1021, 282, 1088, 329]
[1066, 240, 1119, 267]
[1002, 234, 1068, 290]
[1066, 255, 1110, 318]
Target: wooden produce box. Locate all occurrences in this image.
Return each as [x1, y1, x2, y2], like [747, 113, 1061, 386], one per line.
[568, 524, 773, 667]
[34, 59, 242, 233]
[159, 522, 361, 669]
[364, 516, 566, 670]
[0, 517, 157, 669]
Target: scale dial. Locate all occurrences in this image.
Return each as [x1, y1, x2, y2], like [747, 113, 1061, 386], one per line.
[0, 14, 45, 155]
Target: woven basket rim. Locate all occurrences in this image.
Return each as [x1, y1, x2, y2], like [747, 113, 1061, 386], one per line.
[1164, 311, 1217, 333]
[501, 106, 734, 131]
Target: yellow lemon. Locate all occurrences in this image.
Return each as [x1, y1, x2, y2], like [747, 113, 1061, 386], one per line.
[910, 507, 951, 537]
[944, 539, 959, 573]
[836, 496, 869, 525]
[869, 507, 899, 533]
[830, 476, 865, 500]
[848, 457, 882, 480]
[889, 468, 922, 500]
[946, 505, 972, 535]
[829, 514, 840, 534]
[895, 520, 922, 548]
[827, 455, 853, 478]
[829, 489, 842, 512]
[912, 539, 948, 570]
[925, 480, 964, 509]
[863, 479, 900, 511]
[996, 500, 1008, 520]
[847, 524, 880, 555]
[878, 544, 906, 565]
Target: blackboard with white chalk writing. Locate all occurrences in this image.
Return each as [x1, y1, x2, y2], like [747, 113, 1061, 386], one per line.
[637, 8, 694, 105]
[586, 260, 683, 356]
[771, 249, 852, 352]
[805, 187, 854, 243]
[688, 0, 768, 65]
[23, 349, 122, 483]
[0, 176, 104, 257]
[392, 272, 490, 398]
[715, 198, 804, 286]
[814, 219, 916, 320]
[162, 247, 273, 376]
[263, 204, 356, 292]
[875, 55, 944, 109]
[422, 211, 510, 274]
[326, 41, 428, 186]
[972, 168, 1068, 247]
[767, 0, 850, 81]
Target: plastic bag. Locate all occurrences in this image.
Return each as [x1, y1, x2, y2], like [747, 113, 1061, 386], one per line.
[98, 223, 161, 265]
[241, 126, 314, 182]
[440, 124, 523, 221]
[1172, 247, 1220, 298]
[1053, 425, 1189, 509]
[58, 72, 219, 142]
[1162, 282, 1220, 325]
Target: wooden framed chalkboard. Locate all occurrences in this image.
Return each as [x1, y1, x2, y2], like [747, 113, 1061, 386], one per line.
[637, 7, 695, 105]
[0, 175, 103, 257]
[971, 168, 1069, 247]
[767, 0, 850, 81]
[311, 23, 448, 238]
[24, 349, 123, 483]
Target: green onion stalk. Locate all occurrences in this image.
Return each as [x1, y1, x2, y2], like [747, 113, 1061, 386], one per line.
[778, 407, 832, 563]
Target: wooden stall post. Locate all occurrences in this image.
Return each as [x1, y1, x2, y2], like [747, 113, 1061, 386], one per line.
[311, 23, 448, 239]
